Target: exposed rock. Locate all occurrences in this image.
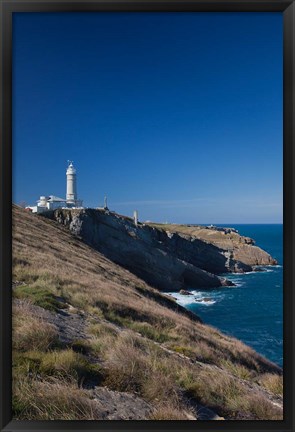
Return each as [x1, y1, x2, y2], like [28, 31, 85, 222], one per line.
[253, 267, 264, 272]
[43, 209, 276, 292]
[45, 209, 226, 291]
[179, 289, 193, 296]
[152, 224, 277, 269]
[199, 297, 213, 303]
[13, 299, 88, 346]
[91, 387, 152, 420]
[220, 278, 235, 287]
[233, 244, 277, 267]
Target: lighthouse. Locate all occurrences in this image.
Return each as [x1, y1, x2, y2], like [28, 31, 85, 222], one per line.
[25, 161, 83, 213]
[66, 161, 77, 204]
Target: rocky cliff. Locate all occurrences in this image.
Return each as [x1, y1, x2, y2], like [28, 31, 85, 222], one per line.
[149, 223, 277, 269]
[43, 209, 277, 292]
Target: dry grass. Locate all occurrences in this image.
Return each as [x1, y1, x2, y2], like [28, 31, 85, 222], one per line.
[243, 394, 283, 420]
[11, 206, 283, 420]
[175, 366, 281, 420]
[87, 323, 119, 355]
[13, 301, 59, 351]
[103, 333, 152, 393]
[13, 376, 103, 420]
[149, 404, 194, 420]
[147, 222, 246, 249]
[12, 207, 278, 373]
[101, 332, 282, 420]
[258, 373, 283, 396]
[219, 359, 253, 380]
[103, 333, 184, 407]
[88, 322, 119, 337]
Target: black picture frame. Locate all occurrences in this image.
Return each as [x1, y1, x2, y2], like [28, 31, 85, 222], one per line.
[1, 1, 294, 431]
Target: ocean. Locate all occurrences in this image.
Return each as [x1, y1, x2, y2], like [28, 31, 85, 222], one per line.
[169, 224, 283, 367]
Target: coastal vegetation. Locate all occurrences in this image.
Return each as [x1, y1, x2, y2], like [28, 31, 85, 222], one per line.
[12, 205, 283, 420]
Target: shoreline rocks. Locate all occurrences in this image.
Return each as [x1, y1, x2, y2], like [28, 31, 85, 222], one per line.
[179, 289, 193, 296]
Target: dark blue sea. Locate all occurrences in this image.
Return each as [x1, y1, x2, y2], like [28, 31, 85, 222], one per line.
[169, 225, 283, 367]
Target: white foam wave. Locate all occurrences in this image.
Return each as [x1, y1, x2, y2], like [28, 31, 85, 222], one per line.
[194, 299, 216, 306]
[167, 292, 217, 307]
[254, 265, 283, 272]
[167, 293, 195, 306]
[233, 268, 275, 275]
[225, 278, 244, 287]
[254, 268, 274, 273]
[233, 282, 244, 287]
[243, 271, 261, 274]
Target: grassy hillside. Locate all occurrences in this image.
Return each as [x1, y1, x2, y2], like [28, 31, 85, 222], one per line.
[12, 205, 283, 420]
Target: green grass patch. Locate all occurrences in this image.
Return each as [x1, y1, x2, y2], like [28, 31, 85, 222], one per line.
[128, 322, 171, 343]
[14, 285, 66, 312]
[220, 359, 253, 380]
[168, 344, 196, 358]
[88, 322, 118, 337]
[94, 301, 175, 344]
[13, 350, 43, 377]
[13, 349, 101, 384]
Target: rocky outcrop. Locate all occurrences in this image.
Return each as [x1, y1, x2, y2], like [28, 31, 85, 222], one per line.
[46, 209, 226, 291]
[149, 224, 277, 270]
[44, 209, 276, 292]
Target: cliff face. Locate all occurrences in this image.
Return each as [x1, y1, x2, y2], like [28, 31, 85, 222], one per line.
[149, 224, 277, 268]
[45, 209, 276, 292]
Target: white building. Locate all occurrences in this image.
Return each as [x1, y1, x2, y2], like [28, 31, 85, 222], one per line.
[26, 162, 83, 213]
[66, 162, 77, 204]
[65, 161, 83, 207]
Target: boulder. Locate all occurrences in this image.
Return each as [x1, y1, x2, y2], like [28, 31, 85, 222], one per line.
[179, 289, 193, 296]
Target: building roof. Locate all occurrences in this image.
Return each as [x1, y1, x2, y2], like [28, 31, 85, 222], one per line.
[47, 195, 66, 202]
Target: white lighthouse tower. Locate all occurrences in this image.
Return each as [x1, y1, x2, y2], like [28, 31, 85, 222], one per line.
[66, 161, 77, 205]
[25, 161, 83, 213]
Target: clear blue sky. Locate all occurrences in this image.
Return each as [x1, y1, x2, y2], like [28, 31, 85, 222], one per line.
[13, 12, 283, 224]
